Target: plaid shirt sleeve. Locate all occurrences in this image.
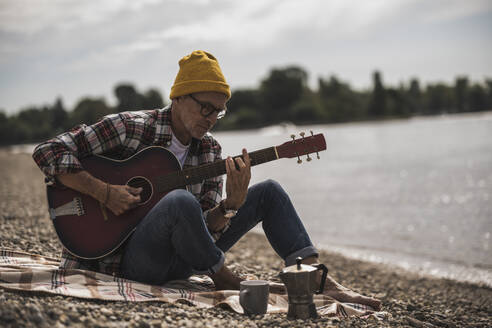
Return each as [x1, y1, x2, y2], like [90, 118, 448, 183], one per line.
[195, 136, 227, 241]
[32, 111, 157, 277]
[197, 136, 223, 212]
[32, 113, 133, 182]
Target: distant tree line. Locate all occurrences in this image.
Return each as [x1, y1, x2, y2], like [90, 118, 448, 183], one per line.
[1, 68, 491, 146]
[220, 68, 492, 130]
[0, 84, 165, 145]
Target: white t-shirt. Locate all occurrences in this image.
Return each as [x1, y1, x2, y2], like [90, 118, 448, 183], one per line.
[167, 132, 190, 167]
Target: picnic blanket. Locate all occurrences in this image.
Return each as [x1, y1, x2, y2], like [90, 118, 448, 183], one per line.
[0, 249, 388, 320]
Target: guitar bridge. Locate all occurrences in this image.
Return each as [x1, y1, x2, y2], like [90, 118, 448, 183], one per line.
[49, 197, 85, 220]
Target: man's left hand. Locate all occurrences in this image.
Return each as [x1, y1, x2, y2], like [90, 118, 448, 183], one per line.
[224, 148, 251, 210]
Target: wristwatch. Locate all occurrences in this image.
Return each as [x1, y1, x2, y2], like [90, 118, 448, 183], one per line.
[219, 200, 238, 218]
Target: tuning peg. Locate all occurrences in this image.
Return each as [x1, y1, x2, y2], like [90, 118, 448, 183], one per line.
[291, 134, 296, 142]
[300, 132, 305, 137]
[307, 154, 312, 162]
[296, 152, 302, 164]
[309, 131, 319, 159]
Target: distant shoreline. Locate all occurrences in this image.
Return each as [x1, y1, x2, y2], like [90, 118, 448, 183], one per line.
[319, 242, 492, 288]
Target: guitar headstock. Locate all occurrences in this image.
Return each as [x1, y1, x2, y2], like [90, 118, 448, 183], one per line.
[276, 131, 326, 163]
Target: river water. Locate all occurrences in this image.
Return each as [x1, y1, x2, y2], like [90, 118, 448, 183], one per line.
[215, 112, 492, 286]
[11, 112, 492, 285]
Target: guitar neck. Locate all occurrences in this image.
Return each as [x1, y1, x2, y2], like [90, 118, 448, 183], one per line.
[155, 147, 278, 191]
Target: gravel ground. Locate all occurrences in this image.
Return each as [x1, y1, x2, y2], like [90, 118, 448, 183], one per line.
[0, 150, 491, 328]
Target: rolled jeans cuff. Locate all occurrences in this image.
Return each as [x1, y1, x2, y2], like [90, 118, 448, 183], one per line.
[284, 246, 319, 266]
[191, 250, 225, 276]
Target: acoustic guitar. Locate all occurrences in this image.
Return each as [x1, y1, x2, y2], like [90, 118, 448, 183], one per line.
[47, 132, 326, 259]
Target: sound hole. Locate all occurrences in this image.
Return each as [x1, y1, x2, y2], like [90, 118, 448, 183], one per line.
[126, 176, 153, 204]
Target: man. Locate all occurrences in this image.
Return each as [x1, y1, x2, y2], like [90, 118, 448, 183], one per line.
[33, 50, 380, 309]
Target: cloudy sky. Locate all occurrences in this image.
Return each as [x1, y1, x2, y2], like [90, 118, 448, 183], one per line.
[1, 0, 491, 114]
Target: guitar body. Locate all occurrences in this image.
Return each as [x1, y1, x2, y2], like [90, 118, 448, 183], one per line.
[47, 146, 182, 259]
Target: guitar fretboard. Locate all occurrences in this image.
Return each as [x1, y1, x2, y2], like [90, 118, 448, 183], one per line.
[155, 147, 278, 192]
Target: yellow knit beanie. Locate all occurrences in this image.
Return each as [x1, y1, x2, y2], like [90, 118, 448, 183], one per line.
[170, 50, 231, 100]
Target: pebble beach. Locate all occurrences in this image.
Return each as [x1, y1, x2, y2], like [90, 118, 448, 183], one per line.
[0, 149, 491, 328]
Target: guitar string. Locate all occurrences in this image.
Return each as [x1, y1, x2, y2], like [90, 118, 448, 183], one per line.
[165, 148, 276, 191]
[126, 147, 278, 192]
[108, 137, 319, 190]
[141, 149, 273, 190]
[170, 148, 274, 182]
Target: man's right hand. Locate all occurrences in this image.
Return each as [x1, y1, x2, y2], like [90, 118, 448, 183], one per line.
[106, 185, 142, 216]
[57, 171, 142, 216]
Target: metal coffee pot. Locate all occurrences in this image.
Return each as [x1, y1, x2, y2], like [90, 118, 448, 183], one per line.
[279, 257, 328, 319]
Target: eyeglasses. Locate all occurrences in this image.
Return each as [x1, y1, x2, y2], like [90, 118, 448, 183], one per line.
[188, 94, 227, 119]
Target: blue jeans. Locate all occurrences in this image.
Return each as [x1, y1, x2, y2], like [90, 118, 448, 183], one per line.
[121, 179, 318, 285]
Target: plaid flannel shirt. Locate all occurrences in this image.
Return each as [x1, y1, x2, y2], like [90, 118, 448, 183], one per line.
[32, 105, 225, 277]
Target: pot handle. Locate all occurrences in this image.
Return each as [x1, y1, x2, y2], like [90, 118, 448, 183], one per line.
[312, 263, 328, 294]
